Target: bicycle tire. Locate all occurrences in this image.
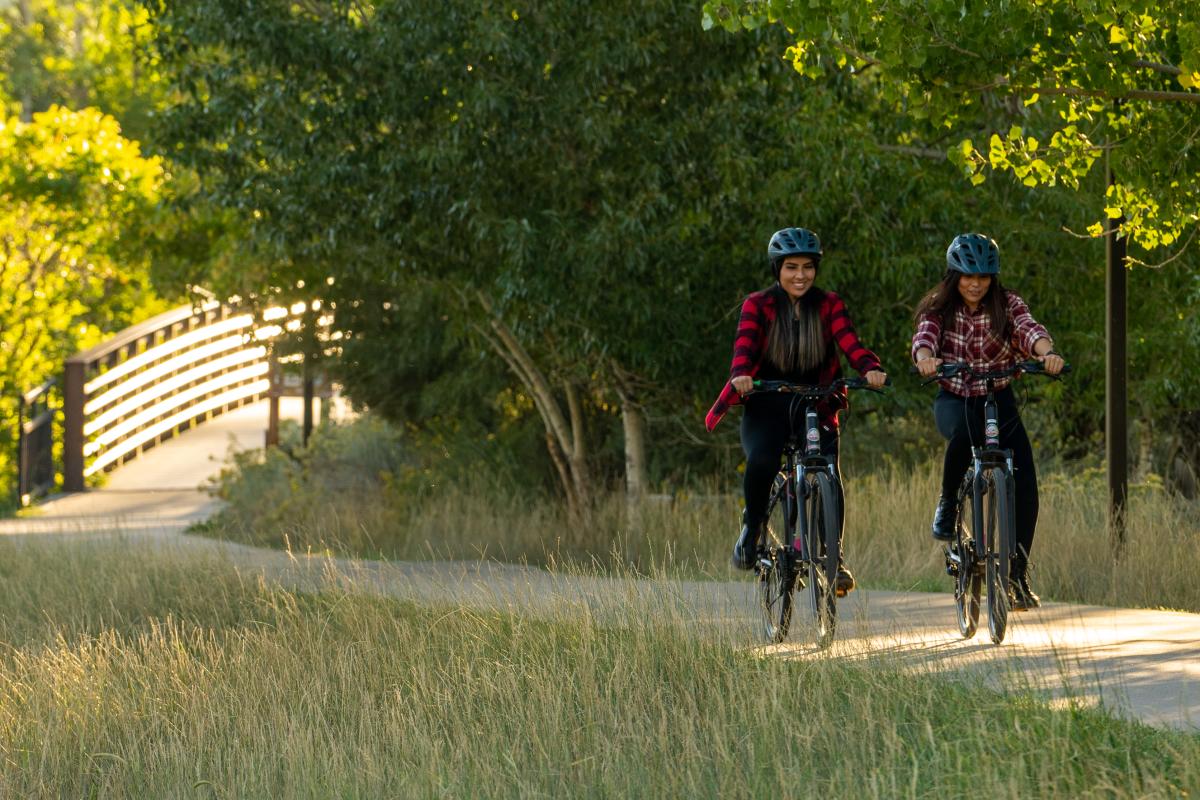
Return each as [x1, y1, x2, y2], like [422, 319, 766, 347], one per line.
[807, 470, 839, 648]
[953, 476, 981, 639]
[758, 472, 796, 643]
[986, 470, 1013, 644]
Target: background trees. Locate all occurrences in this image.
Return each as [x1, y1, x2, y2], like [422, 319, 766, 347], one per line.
[0, 0, 1194, 508]
[0, 106, 168, 499]
[144, 0, 1199, 504]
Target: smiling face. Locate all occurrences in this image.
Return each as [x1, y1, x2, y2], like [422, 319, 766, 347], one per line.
[957, 272, 992, 309]
[778, 256, 818, 300]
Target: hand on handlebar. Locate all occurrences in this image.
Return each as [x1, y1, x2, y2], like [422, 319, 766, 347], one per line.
[732, 375, 754, 395]
[1037, 352, 1066, 376]
[915, 356, 943, 378]
[865, 369, 888, 389]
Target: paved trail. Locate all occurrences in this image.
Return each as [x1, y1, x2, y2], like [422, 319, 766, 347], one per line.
[3, 400, 1197, 732]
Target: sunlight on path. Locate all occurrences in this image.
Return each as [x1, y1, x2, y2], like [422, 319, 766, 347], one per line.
[0, 400, 1196, 732]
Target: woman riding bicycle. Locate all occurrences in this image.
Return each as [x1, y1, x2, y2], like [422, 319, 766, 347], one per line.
[706, 227, 888, 590]
[912, 233, 1065, 610]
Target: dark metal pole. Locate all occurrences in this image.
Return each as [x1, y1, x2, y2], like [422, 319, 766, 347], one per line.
[302, 304, 315, 445]
[15, 394, 25, 506]
[63, 360, 85, 492]
[1106, 152, 1128, 555]
[303, 359, 314, 445]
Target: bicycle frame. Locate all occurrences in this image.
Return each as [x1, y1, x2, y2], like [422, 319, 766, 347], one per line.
[751, 382, 848, 564]
[967, 377, 1015, 571]
[923, 359, 1069, 643]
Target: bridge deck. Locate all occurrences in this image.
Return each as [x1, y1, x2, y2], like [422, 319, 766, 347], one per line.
[6, 398, 315, 532]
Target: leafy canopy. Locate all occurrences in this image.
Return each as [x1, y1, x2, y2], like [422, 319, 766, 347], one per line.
[703, 0, 1200, 253]
[0, 105, 169, 495]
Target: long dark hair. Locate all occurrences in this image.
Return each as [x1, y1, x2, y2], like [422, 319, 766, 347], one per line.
[914, 270, 1012, 342]
[765, 283, 828, 374]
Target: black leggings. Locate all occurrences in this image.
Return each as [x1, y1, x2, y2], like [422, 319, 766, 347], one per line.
[934, 386, 1038, 571]
[740, 393, 843, 540]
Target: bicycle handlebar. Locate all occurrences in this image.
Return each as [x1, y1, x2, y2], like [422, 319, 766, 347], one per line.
[748, 375, 892, 398]
[911, 360, 1072, 387]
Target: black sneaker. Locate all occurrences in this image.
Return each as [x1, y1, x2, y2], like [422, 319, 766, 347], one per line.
[1010, 574, 1041, 611]
[834, 562, 856, 597]
[931, 495, 957, 541]
[731, 518, 761, 571]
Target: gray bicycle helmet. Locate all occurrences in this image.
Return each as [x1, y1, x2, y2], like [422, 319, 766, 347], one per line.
[767, 227, 822, 266]
[946, 233, 1000, 275]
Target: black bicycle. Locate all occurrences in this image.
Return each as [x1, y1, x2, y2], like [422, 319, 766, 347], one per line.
[750, 377, 886, 647]
[919, 360, 1068, 644]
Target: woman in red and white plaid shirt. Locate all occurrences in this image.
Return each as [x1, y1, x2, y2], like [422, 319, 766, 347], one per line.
[912, 233, 1065, 610]
[707, 228, 888, 589]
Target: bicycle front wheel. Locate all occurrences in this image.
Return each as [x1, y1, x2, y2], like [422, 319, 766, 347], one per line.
[758, 472, 796, 643]
[986, 471, 1013, 644]
[954, 476, 981, 639]
[806, 471, 840, 648]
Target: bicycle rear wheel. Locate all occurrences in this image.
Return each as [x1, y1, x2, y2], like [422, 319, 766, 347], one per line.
[806, 471, 839, 648]
[758, 472, 796, 643]
[986, 471, 1013, 644]
[953, 475, 981, 639]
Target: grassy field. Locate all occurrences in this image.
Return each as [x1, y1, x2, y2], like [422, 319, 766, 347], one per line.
[199, 419, 1200, 613]
[0, 537, 1195, 797]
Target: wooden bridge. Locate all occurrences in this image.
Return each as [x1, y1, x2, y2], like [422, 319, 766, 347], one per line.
[17, 300, 333, 504]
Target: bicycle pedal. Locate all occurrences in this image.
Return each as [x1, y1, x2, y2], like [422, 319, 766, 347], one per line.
[944, 546, 961, 577]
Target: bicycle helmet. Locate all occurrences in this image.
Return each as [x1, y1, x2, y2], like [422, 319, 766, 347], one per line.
[945, 233, 999, 275]
[767, 227, 822, 267]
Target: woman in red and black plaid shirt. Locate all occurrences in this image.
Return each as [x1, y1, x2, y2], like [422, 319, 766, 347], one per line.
[912, 233, 1065, 609]
[706, 228, 888, 589]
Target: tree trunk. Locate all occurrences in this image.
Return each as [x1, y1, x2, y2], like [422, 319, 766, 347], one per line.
[475, 293, 590, 515]
[614, 379, 647, 503]
[563, 379, 591, 505]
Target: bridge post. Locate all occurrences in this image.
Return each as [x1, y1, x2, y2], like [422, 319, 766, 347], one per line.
[63, 359, 86, 492]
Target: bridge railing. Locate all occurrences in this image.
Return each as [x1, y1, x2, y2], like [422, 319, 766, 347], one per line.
[60, 300, 320, 491]
[17, 378, 57, 505]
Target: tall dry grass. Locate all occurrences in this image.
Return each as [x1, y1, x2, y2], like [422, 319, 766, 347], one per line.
[0, 537, 1194, 797]
[201, 420, 1200, 612]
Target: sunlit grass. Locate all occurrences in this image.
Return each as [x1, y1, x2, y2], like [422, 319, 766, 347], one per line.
[199, 422, 1200, 613]
[0, 538, 1194, 797]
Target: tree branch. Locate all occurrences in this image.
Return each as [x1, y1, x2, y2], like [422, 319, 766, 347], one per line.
[877, 144, 947, 160]
[476, 292, 575, 458]
[1132, 59, 1183, 78]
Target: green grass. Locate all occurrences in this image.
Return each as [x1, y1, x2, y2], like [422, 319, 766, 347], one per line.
[0, 538, 1195, 797]
[198, 419, 1200, 613]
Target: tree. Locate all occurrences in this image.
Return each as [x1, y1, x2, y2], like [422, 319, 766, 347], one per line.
[146, 0, 854, 510]
[1, 0, 165, 139]
[0, 106, 168, 499]
[703, 0, 1200, 254]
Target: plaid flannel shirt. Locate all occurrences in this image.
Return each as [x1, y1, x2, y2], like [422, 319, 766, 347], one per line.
[910, 290, 1050, 397]
[705, 289, 881, 432]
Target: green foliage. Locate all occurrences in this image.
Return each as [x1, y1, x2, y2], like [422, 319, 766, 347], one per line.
[0, 0, 165, 139]
[703, 0, 1200, 253]
[146, 0, 1199, 492]
[0, 106, 169, 498]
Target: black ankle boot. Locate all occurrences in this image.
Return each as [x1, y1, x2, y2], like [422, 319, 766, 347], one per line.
[731, 515, 762, 571]
[931, 495, 957, 541]
[1010, 570, 1041, 611]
